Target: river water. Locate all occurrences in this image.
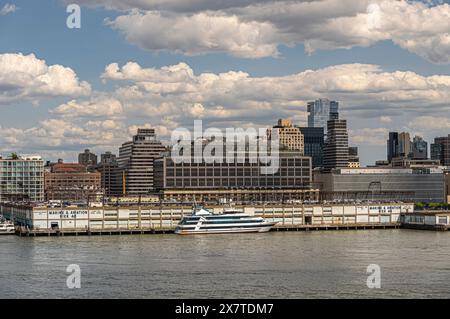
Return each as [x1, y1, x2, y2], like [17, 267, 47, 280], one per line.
[0, 229, 449, 298]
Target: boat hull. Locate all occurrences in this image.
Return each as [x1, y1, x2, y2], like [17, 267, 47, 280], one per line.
[0, 228, 15, 234]
[175, 223, 276, 235]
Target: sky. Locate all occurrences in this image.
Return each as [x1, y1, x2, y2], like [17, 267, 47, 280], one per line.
[1, 0, 450, 166]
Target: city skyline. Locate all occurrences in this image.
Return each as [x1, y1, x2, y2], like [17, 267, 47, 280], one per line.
[1, 1, 450, 302]
[1, 1, 450, 166]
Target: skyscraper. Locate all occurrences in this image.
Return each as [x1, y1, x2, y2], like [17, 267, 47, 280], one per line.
[387, 132, 399, 162]
[431, 143, 443, 164]
[298, 127, 324, 168]
[118, 128, 166, 195]
[96, 152, 122, 196]
[431, 134, 450, 166]
[307, 98, 339, 135]
[412, 136, 428, 159]
[323, 117, 349, 172]
[398, 132, 412, 158]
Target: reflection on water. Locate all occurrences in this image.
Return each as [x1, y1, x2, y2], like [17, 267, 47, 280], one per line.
[0, 230, 449, 298]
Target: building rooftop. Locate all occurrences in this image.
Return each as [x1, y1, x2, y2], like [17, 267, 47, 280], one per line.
[0, 155, 42, 161]
[49, 163, 87, 173]
[332, 167, 445, 174]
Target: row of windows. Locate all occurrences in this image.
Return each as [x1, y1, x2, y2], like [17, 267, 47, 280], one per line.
[0, 172, 43, 176]
[166, 178, 308, 187]
[166, 168, 310, 177]
[164, 158, 310, 167]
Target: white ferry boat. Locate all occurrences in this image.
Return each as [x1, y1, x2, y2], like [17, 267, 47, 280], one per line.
[0, 219, 15, 234]
[175, 206, 277, 235]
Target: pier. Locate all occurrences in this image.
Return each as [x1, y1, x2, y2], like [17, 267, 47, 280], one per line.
[14, 222, 401, 237]
[400, 211, 450, 231]
[15, 227, 175, 237]
[0, 202, 422, 236]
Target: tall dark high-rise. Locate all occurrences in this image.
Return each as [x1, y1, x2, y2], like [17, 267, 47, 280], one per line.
[431, 134, 450, 166]
[412, 136, 428, 159]
[322, 116, 349, 172]
[118, 128, 166, 195]
[298, 127, 324, 168]
[387, 132, 399, 162]
[96, 152, 122, 196]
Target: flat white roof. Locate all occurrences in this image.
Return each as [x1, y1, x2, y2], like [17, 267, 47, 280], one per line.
[336, 167, 444, 174]
[0, 155, 42, 161]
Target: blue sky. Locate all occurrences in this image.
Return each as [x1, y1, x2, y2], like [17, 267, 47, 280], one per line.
[1, 0, 450, 165]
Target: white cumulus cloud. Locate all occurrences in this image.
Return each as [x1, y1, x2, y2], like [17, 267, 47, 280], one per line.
[0, 53, 91, 105]
[107, 10, 279, 58]
[51, 97, 123, 118]
[0, 3, 16, 15]
[80, 0, 450, 63]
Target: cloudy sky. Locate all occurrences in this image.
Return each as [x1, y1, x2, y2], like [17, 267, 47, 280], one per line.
[1, 0, 450, 165]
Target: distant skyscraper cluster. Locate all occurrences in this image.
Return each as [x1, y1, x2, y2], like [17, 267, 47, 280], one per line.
[301, 98, 356, 171]
[387, 132, 429, 163]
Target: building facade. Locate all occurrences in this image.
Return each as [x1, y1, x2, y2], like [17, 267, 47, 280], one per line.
[96, 152, 123, 197]
[155, 150, 312, 191]
[1, 202, 413, 230]
[322, 119, 349, 172]
[445, 169, 450, 204]
[269, 119, 304, 153]
[100, 151, 117, 164]
[298, 127, 324, 168]
[412, 135, 428, 159]
[315, 167, 446, 203]
[398, 132, 412, 158]
[387, 132, 399, 162]
[118, 128, 166, 195]
[307, 98, 339, 135]
[348, 147, 360, 168]
[391, 158, 440, 168]
[431, 135, 450, 166]
[44, 163, 102, 202]
[0, 155, 44, 202]
[78, 149, 98, 168]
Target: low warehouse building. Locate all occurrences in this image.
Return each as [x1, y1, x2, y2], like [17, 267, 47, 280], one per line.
[1, 202, 413, 232]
